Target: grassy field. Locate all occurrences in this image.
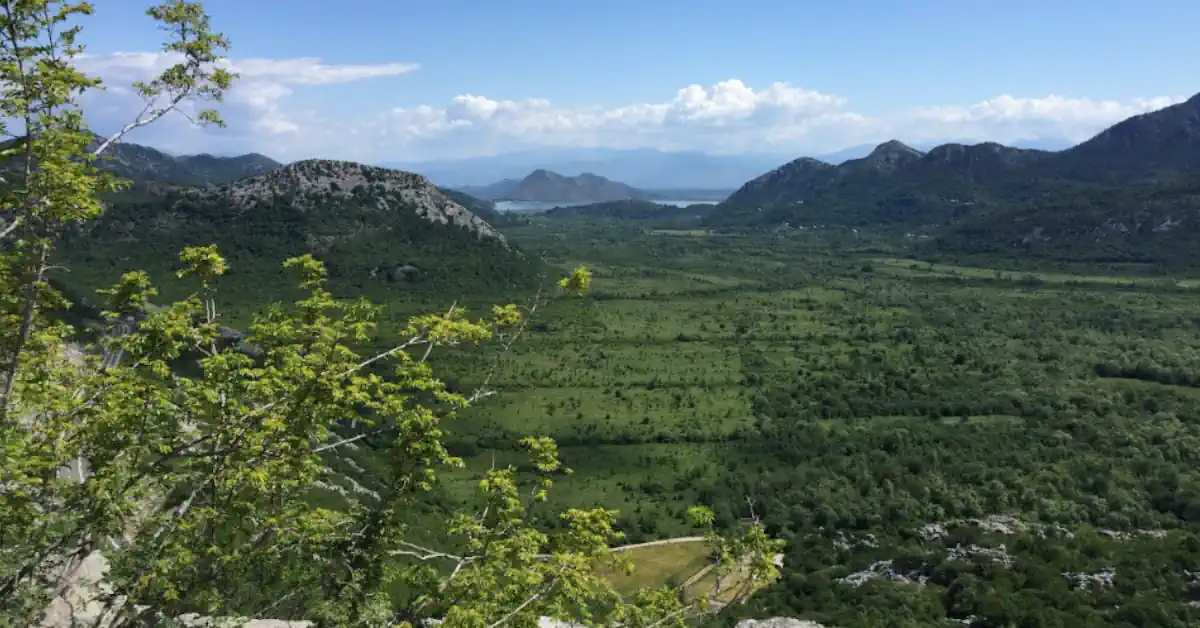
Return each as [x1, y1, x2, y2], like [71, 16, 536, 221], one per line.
[604, 540, 713, 594]
[602, 539, 773, 609]
[869, 256, 1200, 288]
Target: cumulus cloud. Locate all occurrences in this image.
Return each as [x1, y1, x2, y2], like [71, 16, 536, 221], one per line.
[900, 94, 1184, 146]
[73, 50, 1184, 162]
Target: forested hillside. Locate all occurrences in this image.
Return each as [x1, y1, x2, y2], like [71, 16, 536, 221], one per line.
[56, 159, 542, 324]
[930, 178, 1200, 268]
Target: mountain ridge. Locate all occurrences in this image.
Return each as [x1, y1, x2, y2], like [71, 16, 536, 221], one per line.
[90, 137, 282, 186]
[388, 141, 1076, 189]
[710, 94, 1200, 232]
[389, 148, 790, 189]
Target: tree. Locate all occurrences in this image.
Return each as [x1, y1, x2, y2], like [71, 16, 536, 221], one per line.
[0, 3, 781, 627]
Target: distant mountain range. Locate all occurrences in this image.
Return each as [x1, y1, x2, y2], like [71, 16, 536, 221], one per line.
[707, 92, 1200, 267]
[456, 170, 736, 204]
[388, 148, 794, 190]
[89, 137, 282, 186]
[714, 96, 1200, 229]
[812, 138, 1074, 165]
[384, 140, 1075, 189]
[0, 134, 282, 190]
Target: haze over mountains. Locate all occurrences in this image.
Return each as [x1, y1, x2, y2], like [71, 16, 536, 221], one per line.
[385, 148, 786, 190]
[386, 139, 1077, 190]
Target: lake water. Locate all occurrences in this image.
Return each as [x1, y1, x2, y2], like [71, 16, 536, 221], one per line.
[494, 199, 717, 213]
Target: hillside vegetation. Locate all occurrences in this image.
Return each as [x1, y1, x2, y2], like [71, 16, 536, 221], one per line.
[930, 178, 1200, 268]
[541, 199, 717, 228]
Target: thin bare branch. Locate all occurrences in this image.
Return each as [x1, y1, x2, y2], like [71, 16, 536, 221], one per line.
[0, 215, 20, 239]
[335, 336, 425, 379]
[468, 281, 548, 403]
[486, 575, 559, 628]
[90, 93, 187, 157]
[389, 540, 473, 564]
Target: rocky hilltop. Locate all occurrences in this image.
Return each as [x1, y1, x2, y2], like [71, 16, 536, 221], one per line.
[211, 159, 506, 243]
[57, 159, 539, 313]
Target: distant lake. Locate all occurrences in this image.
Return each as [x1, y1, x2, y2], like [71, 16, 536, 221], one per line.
[494, 199, 717, 213]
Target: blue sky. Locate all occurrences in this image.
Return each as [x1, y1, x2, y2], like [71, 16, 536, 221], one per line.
[75, 0, 1199, 162]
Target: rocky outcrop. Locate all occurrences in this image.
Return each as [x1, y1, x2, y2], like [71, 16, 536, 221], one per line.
[855, 140, 924, 174]
[735, 618, 831, 628]
[1062, 569, 1116, 591]
[206, 159, 506, 244]
[837, 559, 928, 587]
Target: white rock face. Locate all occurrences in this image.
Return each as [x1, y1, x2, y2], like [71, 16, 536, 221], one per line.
[199, 159, 507, 245]
[1062, 569, 1117, 590]
[736, 618, 831, 628]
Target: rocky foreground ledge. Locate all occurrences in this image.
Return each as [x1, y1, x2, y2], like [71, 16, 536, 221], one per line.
[734, 619, 829, 628]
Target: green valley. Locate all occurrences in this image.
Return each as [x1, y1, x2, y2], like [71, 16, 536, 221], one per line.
[47, 166, 1200, 624]
[409, 218, 1200, 627]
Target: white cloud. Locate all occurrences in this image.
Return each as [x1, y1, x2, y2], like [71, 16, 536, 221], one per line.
[73, 51, 1185, 162]
[74, 52, 420, 159]
[76, 52, 419, 86]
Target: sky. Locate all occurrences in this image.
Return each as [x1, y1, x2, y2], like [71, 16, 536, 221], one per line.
[74, 0, 1200, 163]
